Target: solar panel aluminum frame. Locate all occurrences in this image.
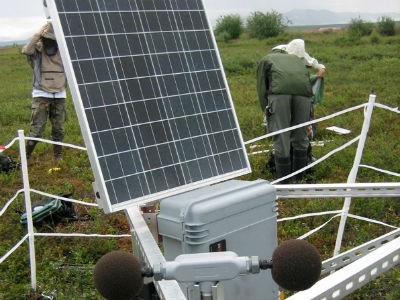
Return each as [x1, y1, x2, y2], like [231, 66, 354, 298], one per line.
[44, 1, 112, 212]
[45, 0, 251, 213]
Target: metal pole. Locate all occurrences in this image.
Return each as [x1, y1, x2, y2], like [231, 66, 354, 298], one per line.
[125, 206, 186, 300]
[333, 94, 376, 256]
[18, 130, 37, 290]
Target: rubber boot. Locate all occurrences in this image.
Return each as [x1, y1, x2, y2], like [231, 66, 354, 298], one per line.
[53, 144, 63, 162]
[26, 140, 37, 160]
[275, 156, 292, 184]
[293, 149, 309, 182]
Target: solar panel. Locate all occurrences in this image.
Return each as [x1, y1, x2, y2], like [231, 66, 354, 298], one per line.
[45, 0, 251, 213]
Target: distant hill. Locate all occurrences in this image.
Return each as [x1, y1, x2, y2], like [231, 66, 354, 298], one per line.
[284, 9, 400, 26]
[0, 40, 26, 48]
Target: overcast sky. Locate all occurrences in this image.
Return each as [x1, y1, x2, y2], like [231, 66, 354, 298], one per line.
[0, 0, 399, 41]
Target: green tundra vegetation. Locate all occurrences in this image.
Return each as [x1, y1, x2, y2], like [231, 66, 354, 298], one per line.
[0, 25, 399, 299]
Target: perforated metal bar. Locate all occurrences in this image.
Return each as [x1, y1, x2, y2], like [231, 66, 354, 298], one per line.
[287, 237, 400, 300]
[321, 229, 400, 275]
[275, 183, 400, 198]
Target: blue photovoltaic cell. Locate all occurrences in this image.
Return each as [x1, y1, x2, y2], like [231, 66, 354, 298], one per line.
[49, 0, 250, 211]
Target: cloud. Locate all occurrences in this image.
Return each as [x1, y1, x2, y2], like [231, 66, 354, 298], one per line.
[0, 17, 46, 42]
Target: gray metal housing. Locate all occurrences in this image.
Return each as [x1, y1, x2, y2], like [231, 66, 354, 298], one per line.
[158, 179, 279, 300]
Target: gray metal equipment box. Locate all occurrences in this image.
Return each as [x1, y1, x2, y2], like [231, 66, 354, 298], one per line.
[157, 179, 279, 300]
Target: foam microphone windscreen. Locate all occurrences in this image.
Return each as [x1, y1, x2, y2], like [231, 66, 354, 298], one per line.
[271, 239, 321, 291]
[94, 251, 144, 300]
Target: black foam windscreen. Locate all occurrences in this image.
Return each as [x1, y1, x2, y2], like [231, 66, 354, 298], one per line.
[271, 239, 321, 291]
[94, 251, 144, 300]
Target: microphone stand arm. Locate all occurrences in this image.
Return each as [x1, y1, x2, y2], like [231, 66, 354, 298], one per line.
[152, 251, 262, 300]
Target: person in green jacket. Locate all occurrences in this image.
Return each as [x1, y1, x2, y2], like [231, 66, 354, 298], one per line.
[257, 39, 325, 183]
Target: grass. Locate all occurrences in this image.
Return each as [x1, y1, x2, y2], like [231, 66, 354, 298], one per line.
[1, 28, 400, 299]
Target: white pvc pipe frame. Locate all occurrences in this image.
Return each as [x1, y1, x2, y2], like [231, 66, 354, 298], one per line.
[334, 94, 376, 255]
[1, 95, 399, 296]
[18, 130, 37, 290]
[1, 131, 130, 291]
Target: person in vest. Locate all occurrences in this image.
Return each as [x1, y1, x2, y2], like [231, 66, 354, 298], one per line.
[22, 22, 67, 163]
[257, 39, 325, 183]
